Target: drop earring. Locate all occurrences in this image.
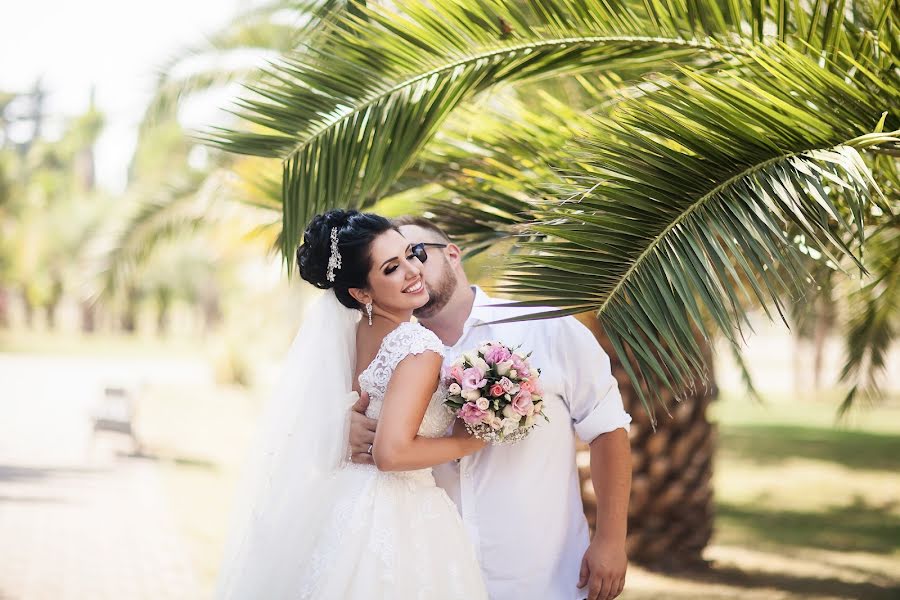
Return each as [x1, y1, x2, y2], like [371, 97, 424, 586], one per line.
[365, 302, 373, 326]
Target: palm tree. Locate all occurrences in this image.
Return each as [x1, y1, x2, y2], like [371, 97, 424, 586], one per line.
[210, 0, 899, 567]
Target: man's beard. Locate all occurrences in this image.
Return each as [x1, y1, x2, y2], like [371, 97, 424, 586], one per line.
[414, 258, 457, 320]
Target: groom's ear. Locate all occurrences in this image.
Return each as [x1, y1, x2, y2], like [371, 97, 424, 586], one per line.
[445, 243, 462, 266]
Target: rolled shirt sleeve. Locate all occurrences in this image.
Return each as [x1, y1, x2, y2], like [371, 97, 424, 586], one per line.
[557, 316, 631, 443]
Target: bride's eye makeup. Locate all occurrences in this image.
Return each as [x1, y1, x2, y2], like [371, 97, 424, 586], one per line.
[382, 245, 415, 275]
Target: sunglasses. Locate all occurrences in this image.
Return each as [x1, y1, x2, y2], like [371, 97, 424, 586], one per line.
[410, 242, 448, 263]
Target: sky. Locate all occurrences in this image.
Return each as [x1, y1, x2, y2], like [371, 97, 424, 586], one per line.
[1, 0, 249, 192]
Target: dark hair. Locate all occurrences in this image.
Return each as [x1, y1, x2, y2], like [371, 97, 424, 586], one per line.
[391, 215, 452, 243]
[297, 209, 396, 309]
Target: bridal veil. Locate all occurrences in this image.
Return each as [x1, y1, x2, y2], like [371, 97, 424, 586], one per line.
[214, 290, 360, 599]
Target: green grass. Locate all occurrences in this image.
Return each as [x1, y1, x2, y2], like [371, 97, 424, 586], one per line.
[718, 423, 900, 472]
[716, 497, 900, 554]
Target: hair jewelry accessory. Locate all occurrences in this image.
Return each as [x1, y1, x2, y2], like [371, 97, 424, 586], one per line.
[326, 227, 342, 282]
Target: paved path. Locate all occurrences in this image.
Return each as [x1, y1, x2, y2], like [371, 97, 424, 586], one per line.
[0, 354, 207, 600]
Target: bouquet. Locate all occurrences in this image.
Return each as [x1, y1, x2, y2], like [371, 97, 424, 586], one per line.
[443, 341, 547, 444]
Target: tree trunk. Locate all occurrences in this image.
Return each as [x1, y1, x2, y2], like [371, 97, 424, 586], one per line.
[120, 287, 140, 333]
[80, 300, 96, 333]
[45, 279, 63, 330]
[575, 313, 716, 570]
[0, 286, 9, 327]
[22, 295, 34, 328]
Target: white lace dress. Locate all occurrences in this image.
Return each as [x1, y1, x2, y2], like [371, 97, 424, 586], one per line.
[297, 322, 488, 599]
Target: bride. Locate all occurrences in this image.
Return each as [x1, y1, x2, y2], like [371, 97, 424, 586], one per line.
[215, 209, 489, 599]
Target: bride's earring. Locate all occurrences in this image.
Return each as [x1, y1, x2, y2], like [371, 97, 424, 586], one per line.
[365, 302, 373, 326]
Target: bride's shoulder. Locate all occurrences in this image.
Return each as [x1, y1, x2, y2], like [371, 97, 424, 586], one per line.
[385, 322, 445, 359]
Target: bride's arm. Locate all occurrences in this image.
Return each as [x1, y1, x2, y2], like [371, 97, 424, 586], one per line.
[373, 350, 485, 472]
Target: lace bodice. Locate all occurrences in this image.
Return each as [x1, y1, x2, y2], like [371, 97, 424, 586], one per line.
[357, 322, 453, 438]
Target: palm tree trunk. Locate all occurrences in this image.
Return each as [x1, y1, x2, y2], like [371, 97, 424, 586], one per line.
[576, 313, 716, 570]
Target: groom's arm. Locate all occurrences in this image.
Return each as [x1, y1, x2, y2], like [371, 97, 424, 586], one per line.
[579, 428, 631, 600]
[554, 316, 631, 600]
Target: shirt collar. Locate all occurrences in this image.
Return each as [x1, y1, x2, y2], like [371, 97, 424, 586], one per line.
[466, 285, 499, 327]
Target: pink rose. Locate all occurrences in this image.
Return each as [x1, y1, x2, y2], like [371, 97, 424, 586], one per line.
[489, 383, 505, 397]
[461, 367, 487, 391]
[448, 365, 465, 385]
[511, 355, 529, 377]
[483, 344, 512, 366]
[512, 390, 534, 416]
[518, 378, 535, 394]
[499, 376, 515, 393]
[458, 402, 487, 425]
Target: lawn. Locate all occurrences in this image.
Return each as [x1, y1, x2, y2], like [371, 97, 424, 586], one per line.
[632, 392, 900, 600]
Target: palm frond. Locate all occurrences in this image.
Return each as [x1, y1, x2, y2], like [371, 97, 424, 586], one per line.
[214, 0, 896, 273]
[212, 0, 756, 272]
[837, 157, 900, 415]
[408, 93, 586, 252]
[492, 44, 897, 413]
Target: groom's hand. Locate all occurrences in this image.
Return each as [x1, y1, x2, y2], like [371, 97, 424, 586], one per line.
[577, 537, 627, 600]
[349, 391, 377, 465]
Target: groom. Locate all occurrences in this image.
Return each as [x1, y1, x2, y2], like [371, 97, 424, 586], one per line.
[349, 217, 632, 600]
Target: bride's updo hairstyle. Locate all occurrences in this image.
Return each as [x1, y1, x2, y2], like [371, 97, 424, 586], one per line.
[297, 209, 396, 310]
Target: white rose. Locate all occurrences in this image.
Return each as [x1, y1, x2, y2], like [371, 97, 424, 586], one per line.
[496, 360, 513, 376]
[524, 414, 536, 428]
[453, 355, 465, 367]
[533, 401, 543, 414]
[489, 416, 503, 430]
[476, 397, 490, 411]
[478, 343, 492, 355]
[463, 351, 477, 366]
[462, 388, 482, 401]
[514, 348, 528, 358]
[509, 369, 517, 378]
[502, 404, 519, 419]
[448, 382, 462, 395]
[472, 356, 490, 373]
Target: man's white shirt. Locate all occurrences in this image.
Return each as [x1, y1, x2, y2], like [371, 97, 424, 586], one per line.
[431, 287, 631, 600]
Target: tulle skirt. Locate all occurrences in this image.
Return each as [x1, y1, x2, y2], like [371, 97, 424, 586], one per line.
[297, 463, 488, 600]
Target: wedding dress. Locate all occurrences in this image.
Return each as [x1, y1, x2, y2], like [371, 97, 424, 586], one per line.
[215, 291, 487, 600]
[298, 320, 488, 599]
